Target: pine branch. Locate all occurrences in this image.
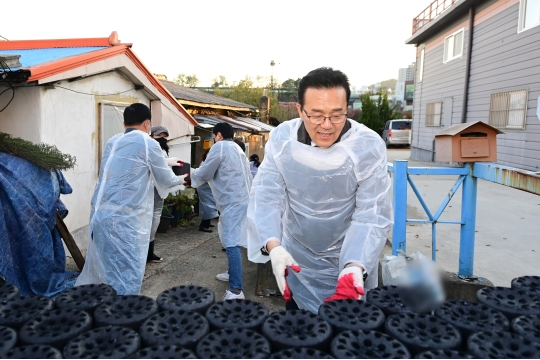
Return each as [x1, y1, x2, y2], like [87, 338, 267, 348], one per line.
[0, 132, 76, 171]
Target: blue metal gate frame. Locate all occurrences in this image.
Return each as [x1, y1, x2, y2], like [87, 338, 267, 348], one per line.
[388, 160, 540, 279]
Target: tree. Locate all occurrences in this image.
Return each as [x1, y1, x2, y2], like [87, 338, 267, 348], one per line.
[278, 78, 301, 102]
[358, 92, 399, 135]
[281, 78, 300, 90]
[173, 73, 200, 87]
[211, 75, 228, 88]
[214, 75, 297, 123]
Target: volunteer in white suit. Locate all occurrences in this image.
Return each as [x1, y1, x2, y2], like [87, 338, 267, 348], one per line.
[247, 68, 393, 313]
[76, 103, 186, 295]
[190, 122, 252, 301]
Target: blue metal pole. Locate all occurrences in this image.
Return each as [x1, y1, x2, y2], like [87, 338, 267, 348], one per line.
[432, 222, 437, 261]
[393, 160, 408, 255]
[459, 163, 478, 277]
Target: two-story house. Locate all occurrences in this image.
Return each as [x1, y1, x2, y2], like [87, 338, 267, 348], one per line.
[407, 0, 540, 171]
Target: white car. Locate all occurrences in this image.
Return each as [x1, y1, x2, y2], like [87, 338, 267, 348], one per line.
[382, 120, 412, 148]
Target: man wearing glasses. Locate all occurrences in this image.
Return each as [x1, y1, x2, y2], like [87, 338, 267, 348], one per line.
[247, 67, 392, 313]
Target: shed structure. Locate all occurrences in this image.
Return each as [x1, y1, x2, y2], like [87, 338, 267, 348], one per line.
[0, 32, 196, 251]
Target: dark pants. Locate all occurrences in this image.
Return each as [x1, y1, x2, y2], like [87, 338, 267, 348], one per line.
[200, 219, 210, 229]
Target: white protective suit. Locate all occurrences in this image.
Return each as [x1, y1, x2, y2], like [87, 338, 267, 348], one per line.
[247, 119, 393, 313]
[76, 130, 184, 295]
[191, 140, 252, 248]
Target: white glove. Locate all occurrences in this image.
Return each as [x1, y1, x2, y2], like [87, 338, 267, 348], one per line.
[324, 266, 365, 302]
[268, 241, 301, 302]
[167, 157, 181, 166]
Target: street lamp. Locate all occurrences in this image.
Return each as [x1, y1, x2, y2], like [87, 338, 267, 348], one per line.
[270, 60, 275, 90]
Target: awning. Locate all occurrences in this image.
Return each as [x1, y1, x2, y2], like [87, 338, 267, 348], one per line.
[193, 115, 274, 133]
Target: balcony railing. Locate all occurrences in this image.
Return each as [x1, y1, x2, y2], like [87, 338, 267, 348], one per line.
[412, 0, 458, 34]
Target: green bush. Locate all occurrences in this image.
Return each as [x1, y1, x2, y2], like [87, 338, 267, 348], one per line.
[165, 192, 198, 214]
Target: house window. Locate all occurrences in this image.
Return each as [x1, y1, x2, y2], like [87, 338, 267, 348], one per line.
[488, 90, 528, 129]
[426, 102, 442, 126]
[100, 102, 131, 158]
[519, 0, 540, 32]
[443, 28, 464, 63]
[418, 48, 425, 82]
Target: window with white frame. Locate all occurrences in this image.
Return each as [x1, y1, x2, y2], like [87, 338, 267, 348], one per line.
[488, 90, 528, 129]
[418, 47, 425, 82]
[426, 102, 442, 126]
[519, 0, 540, 32]
[443, 28, 464, 63]
[100, 102, 130, 157]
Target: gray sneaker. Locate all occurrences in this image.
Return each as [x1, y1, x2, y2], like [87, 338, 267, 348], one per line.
[216, 271, 229, 282]
[222, 290, 245, 301]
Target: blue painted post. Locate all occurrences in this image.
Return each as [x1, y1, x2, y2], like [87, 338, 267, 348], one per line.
[393, 160, 408, 255]
[459, 163, 478, 277]
[432, 222, 437, 261]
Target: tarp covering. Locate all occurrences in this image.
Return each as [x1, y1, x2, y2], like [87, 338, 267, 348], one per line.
[0, 153, 77, 296]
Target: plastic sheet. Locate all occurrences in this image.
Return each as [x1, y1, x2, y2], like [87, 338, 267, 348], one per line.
[381, 251, 445, 312]
[75, 130, 183, 295]
[0, 153, 77, 296]
[247, 119, 392, 313]
[191, 140, 252, 248]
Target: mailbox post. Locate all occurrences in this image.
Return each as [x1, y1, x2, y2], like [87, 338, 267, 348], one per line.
[435, 122, 503, 277]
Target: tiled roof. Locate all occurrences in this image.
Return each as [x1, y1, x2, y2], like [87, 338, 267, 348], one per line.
[161, 80, 257, 111]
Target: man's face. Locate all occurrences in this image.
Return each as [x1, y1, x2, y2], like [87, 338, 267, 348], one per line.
[296, 87, 348, 148]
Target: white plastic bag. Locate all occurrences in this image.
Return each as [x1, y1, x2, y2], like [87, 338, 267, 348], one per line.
[381, 250, 445, 311]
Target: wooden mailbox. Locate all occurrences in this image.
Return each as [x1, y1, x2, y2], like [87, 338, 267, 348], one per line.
[435, 121, 503, 162]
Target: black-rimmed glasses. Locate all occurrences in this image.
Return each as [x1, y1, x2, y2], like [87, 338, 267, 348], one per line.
[302, 109, 347, 125]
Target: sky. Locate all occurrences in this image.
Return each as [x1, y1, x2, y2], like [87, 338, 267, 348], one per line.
[1, 0, 430, 88]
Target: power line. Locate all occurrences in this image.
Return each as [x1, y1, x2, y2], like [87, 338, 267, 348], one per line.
[53, 85, 136, 96]
[0, 35, 8, 41]
[0, 84, 15, 113]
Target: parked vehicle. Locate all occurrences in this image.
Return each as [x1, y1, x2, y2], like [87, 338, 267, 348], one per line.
[382, 120, 412, 148]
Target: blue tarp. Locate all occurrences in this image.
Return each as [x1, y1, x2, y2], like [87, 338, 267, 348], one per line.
[0, 153, 77, 296]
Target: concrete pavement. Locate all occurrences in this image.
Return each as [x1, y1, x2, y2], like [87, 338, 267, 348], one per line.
[386, 147, 540, 287]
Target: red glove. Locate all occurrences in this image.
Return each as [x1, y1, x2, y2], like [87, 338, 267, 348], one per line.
[324, 266, 365, 302]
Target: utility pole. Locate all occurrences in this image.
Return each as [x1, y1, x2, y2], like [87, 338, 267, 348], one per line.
[270, 60, 275, 91]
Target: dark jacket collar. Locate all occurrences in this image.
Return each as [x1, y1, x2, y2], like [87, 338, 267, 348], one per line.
[297, 119, 352, 147]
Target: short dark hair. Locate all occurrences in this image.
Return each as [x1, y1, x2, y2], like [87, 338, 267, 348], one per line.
[213, 122, 234, 139]
[123, 103, 151, 126]
[234, 139, 246, 152]
[298, 67, 351, 107]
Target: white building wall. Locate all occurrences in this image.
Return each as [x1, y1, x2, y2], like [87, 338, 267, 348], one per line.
[40, 71, 150, 251]
[0, 86, 43, 144]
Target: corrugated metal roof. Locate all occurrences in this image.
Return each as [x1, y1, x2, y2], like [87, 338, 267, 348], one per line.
[0, 47, 107, 69]
[194, 115, 274, 133]
[234, 116, 275, 132]
[161, 80, 257, 110]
